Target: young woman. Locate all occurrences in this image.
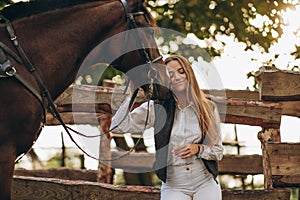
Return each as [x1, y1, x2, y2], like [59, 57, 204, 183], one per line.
[111, 55, 223, 200]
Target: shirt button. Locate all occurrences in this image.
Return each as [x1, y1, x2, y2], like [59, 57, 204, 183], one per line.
[186, 167, 189, 171]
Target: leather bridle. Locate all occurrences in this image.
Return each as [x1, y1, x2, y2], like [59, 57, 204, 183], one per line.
[119, 0, 163, 100]
[0, 0, 164, 161]
[106, 0, 164, 161]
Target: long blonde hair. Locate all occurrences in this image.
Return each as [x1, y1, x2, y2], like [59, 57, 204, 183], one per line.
[164, 55, 219, 146]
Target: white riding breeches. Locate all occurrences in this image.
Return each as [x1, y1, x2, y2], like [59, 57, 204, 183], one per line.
[160, 159, 221, 200]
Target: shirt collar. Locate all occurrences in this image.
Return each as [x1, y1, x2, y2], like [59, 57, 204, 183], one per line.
[173, 95, 197, 111]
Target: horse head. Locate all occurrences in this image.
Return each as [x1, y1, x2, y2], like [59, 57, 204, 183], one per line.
[95, 0, 171, 101]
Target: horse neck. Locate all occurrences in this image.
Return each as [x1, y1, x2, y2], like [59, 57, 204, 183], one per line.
[10, 1, 127, 99]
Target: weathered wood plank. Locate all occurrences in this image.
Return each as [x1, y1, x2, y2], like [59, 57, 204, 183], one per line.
[57, 85, 261, 106]
[14, 168, 97, 182]
[51, 84, 289, 127]
[16, 153, 263, 177]
[56, 85, 261, 107]
[207, 89, 299, 117]
[13, 176, 84, 199]
[46, 103, 113, 125]
[266, 142, 300, 187]
[110, 152, 263, 175]
[203, 89, 260, 100]
[14, 154, 263, 181]
[48, 99, 283, 128]
[219, 154, 263, 175]
[213, 97, 282, 128]
[54, 84, 145, 110]
[282, 101, 300, 118]
[12, 176, 290, 200]
[46, 112, 101, 125]
[222, 189, 290, 200]
[55, 84, 115, 105]
[13, 176, 160, 200]
[56, 85, 300, 118]
[56, 103, 112, 113]
[111, 152, 155, 172]
[272, 175, 300, 187]
[114, 152, 263, 175]
[256, 68, 300, 101]
[267, 143, 300, 175]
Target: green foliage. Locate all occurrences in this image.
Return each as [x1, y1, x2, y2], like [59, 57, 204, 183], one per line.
[97, 65, 124, 86]
[148, 0, 297, 57]
[46, 153, 76, 169]
[0, 0, 13, 9]
[290, 188, 299, 200]
[76, 64, 123, 86]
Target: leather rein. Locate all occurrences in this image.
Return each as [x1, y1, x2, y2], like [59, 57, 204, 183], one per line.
[0, 0, 162, 161]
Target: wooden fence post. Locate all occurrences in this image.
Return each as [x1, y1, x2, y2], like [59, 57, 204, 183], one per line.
[258, 128, 281, 189]
[97, 110, 113, 183]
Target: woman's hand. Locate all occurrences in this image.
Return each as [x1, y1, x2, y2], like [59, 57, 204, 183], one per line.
[173, 143, 202, 159]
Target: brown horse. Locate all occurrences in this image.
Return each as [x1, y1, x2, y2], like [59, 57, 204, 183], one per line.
[0, 0, 169, 199]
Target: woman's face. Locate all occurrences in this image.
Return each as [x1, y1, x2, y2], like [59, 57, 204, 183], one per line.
[166, 60, 188, 94]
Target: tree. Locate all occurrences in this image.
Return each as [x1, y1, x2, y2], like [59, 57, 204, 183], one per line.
[4, 0, 299, 68]
[147, 0, 299, 59]
[0, 0, 13, 9]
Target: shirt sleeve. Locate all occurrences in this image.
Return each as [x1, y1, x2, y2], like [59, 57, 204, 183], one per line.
[110, 97, 155, 134]
[198, 104, 224, 161]
[199, 136, 224, 161]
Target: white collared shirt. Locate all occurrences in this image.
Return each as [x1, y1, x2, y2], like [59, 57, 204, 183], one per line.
[110, 97, 224, 166]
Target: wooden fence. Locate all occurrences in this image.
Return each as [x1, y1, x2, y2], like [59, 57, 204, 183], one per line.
[13, 66, 300, 199]
[12, 176, 290, 200]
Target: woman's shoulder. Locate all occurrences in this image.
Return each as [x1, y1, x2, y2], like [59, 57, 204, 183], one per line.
[210, 100, 217, 110]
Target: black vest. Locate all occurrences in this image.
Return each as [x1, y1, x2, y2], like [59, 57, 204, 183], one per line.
[153, 97, 218, 183]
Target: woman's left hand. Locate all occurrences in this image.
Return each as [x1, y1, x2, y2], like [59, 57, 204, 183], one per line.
[173, 143, 200, 159]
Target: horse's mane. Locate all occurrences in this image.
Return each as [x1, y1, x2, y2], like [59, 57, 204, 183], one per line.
[1, 0, 156, 26]
[0, 0, 100, 21]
